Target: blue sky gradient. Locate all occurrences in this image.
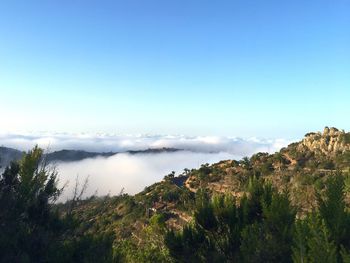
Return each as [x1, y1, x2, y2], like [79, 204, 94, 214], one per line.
[0, 0, 349, 138]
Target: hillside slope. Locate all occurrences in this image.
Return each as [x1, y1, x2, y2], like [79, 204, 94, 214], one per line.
[62, 127, 350, 261]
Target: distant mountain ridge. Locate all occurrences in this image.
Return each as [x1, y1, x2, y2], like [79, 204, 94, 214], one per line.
[0, 146, 181, 168]
[0, 146, 24, 169]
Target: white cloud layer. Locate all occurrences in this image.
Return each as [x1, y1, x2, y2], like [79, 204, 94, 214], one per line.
[0, 131, 290, 156]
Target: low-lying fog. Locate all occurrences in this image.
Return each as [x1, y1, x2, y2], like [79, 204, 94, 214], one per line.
[0, 131, 291, 201]
[56, 151, 240, 201]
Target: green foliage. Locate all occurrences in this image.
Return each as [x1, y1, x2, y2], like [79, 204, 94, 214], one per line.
[241, 157, 252, 170]
[116, 239, 173, 263]
[240, 187, 295, 262]
[292, 215, 337, 263]
[52, 231, 117, 263]
[292, 173, 350, 263]
[165, 172, 350, 262]
[149, 213, 166, 228]
[165, 225, 212, 263]
[341, 246, 350, 263]
[166, 177, 296, 262]
[341, 133, 350, 144]
[0, 146, 62, 262]
[162, 187, 181, 202]
[335, 151, 350, 169]
[317, 173, 350, 246]
[241, 176, 273, 224]
[0, 147, 117, 262]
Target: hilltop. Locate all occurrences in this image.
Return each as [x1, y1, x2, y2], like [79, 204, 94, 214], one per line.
[301, 127, 350, 155]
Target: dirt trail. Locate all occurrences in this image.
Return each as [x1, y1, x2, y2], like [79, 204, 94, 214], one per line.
[283, 153, 297, 166]
[184, 177, 197, 193]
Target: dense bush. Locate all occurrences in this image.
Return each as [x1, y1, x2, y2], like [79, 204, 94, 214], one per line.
[165, 174, 350, 263]
[0, 147, 117, 262]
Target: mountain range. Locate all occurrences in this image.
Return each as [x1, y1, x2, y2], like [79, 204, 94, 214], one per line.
[0, 146, 180, 168]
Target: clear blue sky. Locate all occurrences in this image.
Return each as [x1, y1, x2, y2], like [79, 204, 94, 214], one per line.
[0, 0, 349, 138]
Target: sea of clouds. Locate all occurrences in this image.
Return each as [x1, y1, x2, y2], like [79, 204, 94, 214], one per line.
[0, 131, 288, 155]
[0, 132, 291, 200]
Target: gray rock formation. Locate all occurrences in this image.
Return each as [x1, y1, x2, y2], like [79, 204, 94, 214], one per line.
[299, 127, 350, 155]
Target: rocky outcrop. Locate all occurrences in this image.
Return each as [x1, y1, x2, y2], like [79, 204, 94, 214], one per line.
[298, 127, 350, 155]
